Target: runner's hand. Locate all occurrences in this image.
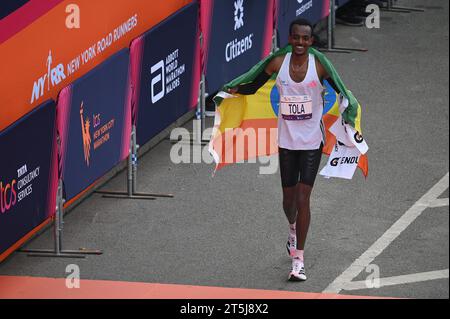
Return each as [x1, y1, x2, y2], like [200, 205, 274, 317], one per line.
[227, 87, 238, 94]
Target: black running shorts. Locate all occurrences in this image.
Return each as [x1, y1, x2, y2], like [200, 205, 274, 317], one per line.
[279, 144, 323, 188]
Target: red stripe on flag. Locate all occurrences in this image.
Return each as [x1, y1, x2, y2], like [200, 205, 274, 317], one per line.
[213, 118, 278, 170]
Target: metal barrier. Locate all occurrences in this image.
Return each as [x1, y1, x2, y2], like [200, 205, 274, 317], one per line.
[382, 0, 425, 13]
[321, 0, 368, 53]
[95, 125, 174, 200]
[19, 180, 102, 258]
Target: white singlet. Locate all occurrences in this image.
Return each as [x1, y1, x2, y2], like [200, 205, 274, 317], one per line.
[276, 53, 325, 150]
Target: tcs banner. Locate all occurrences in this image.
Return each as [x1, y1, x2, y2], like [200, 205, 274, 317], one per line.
[0, 0, 192, 131]
[201, 0, 274, 94]
[0, 100, 58, 261]
[57, 50, 131, 201]
[276, 0, 329, 47]
[130, 2, 200, 146]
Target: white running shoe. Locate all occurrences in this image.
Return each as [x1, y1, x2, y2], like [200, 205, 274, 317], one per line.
[288, 258, 307, 281]
[286, 234, 296, 257]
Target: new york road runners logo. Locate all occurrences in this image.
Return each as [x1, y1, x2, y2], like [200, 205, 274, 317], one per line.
[80, 102, 92, 167]
[30, 50, 66, 104]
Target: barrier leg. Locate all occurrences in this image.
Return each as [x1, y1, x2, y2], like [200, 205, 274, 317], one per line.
[320, 0, 368, 53]
[96, 126, 173, 199]
[130, 125, 174, 198]
[272, 28, 278, 53]
[381, 0, 425, 13]
[19, 180, 102, 258]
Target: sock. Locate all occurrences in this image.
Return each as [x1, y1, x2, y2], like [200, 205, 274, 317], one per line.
[289, 223, 296, 237]
[293, 249, 304, 262]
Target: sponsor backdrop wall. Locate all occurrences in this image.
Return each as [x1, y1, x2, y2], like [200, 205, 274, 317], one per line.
[201, 0, 274, 94]
[0, 0, 29, 19]
[0, 100, 58, 261]
[0, 0, 193, 131]
[276, 0, 329, 47]
[130, 2, 200, 146]
[57, 49, 131, 201]
[336, 0, 351, 7]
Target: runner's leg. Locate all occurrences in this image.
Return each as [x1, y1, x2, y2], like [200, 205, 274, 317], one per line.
[279, 148, 301, 224]
[296, 145, 323, 250]
[296, 183, 313, 250]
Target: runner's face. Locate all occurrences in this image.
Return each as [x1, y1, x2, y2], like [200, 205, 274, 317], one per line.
[289, 25, 313, 56]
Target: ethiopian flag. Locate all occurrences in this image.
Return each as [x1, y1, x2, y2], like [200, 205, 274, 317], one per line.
[209, 45, 368, 177]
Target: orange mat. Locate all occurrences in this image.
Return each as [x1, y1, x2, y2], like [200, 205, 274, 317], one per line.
[0, 276, 394, 299]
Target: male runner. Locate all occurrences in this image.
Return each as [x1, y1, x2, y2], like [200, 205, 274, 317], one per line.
[228, 18, 341, 281]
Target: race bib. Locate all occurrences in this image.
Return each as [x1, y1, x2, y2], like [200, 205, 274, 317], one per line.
[280, 95, 312, 120]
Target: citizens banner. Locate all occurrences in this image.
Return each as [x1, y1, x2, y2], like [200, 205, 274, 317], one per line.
[200, 0, 274, 94]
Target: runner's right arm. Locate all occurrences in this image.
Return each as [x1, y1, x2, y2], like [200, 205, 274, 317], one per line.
[228, 55, 283, 95]
[230, 71, 271, 95]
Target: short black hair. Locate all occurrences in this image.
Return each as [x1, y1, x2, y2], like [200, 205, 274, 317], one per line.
[289, 18, 314, 36]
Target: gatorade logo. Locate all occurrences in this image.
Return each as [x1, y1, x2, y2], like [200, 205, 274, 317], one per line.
[330, 158, 340, 167]
[354, 132, 364, 143]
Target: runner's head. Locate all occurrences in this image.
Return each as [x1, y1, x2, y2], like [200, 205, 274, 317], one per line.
[289, 18, 314, 56]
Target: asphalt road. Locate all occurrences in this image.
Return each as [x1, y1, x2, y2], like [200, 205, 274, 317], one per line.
[0, 0, 448, 299]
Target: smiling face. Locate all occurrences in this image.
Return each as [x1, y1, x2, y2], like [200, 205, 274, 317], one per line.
[289, 24, 314, 56]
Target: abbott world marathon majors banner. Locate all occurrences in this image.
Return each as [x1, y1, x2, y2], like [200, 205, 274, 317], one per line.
[130, 2, 200, 146]
[276, 0, 329, 47]
[201, 0, 274, 94]
[57, 50, 131, 201]
[0, 0, 193, 131]
[0, 100, 58, 261]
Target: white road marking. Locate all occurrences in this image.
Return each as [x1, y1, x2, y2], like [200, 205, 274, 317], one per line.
[429, 198, 449, 208]
[323, 173, 449, 294]
[341, 269, 449, 291]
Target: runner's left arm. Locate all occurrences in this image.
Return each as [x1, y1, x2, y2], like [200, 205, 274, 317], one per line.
[324, 76, 341, 94]
[315, 57, 341, 94]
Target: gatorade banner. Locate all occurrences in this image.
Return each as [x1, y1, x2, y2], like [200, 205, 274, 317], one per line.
[57, 49, 131, 201]
[0, 0, 193, 131]
[130, 2, 200, 146]
[319, 143, 361, 180]
[201, 0, 274, 94]
[0, 100, 58, 261]
[276, 0, 329, 47]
